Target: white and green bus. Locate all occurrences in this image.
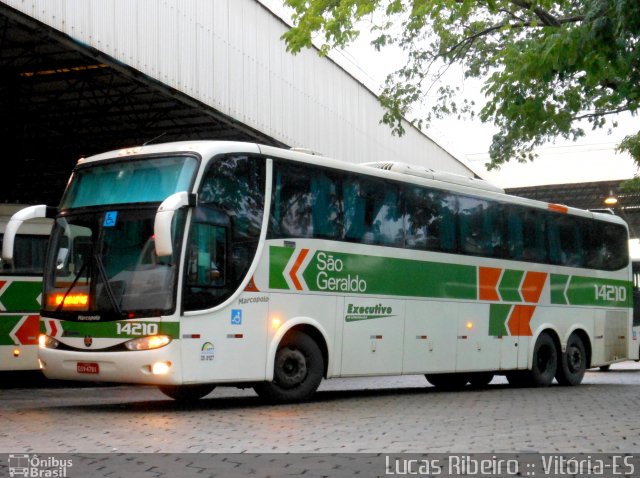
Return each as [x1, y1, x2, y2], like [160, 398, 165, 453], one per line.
[2, 141, 635, 401]
[0, 204, 51, 372]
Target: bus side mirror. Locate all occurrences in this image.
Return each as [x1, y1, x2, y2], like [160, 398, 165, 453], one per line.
[2, 204, 55, 261]
[154, 192, 196, 257]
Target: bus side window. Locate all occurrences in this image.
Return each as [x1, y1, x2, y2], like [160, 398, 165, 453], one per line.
[522, 209, 547, 262]
[556, 216, 584, 267]
[404, 186, 440, 250]
[343, 178, 367, 242]
[506, 206, 524, 260]
[310, 173, 343, 240]
[437, 193, 457, 252]
[344, 177, 402, 246]
[270, 168, 313, 238]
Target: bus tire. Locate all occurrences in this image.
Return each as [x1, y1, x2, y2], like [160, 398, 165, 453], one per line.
[556, 333, 586, 386]
[425, 373, 469, 390]
[158, 384, 216, 402]
[253, 331, 323, 404]
[529, 332, 558, 387]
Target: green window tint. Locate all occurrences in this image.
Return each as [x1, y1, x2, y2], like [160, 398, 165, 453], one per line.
[269, 163, 343, 240]
[522, 209, 547, 263]
[458, 195, 506, 257]
[403, 186, 441, 250]
[266, 159, 628, 271]
[344, 176, 402, 246]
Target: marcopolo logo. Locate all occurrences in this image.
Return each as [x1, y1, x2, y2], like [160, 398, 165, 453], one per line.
[345, 303, 395, 322]
[8, 454, 72, 477]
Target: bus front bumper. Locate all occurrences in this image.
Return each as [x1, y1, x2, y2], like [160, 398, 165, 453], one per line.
[38, 342, 183, 385]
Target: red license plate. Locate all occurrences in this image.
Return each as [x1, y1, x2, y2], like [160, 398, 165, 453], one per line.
[77, 362, 100, 374]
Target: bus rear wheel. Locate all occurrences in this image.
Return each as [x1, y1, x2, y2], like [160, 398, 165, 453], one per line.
[528, 332, 558, 387]
[425, 373, 469, 390]
[253, 331, 324, 404]
[556, 333, 586, 386]
[158, 384, 216, 402]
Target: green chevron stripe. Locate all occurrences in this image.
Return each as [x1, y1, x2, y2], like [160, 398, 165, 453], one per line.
[550, 274, 631, 307]
[550, 274, 570, 305]
[498, 270, 523, 302]
[269, 247, 296, 290]
[0, 315, 22, 345]
[489, 304, 511, 336]
[0, 281, 42, 312]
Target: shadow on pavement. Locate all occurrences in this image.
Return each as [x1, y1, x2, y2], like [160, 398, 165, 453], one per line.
[0, 370, 117, 389]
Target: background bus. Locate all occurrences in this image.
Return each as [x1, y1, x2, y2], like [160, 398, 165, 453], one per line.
[3, 141, 633, 402]
[0, 204, 51, 372]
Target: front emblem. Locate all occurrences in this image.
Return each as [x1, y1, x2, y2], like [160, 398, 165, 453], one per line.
[84, 336, 93, 348]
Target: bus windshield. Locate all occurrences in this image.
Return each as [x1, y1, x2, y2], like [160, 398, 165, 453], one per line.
[61, 155, 198, 208]
[42, 207, 186, 321]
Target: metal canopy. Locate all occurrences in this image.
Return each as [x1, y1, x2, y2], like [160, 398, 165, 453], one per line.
[0, 4, 284, 206]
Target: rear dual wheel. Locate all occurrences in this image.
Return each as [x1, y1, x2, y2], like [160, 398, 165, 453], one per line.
[507, 332, 557, 388]
[556, 333, 586, 386]
[506, 332, 587, 388]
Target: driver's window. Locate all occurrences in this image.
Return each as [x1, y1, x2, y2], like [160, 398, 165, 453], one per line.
[186, 222, 226, 288]
[183, 207, 229, 311]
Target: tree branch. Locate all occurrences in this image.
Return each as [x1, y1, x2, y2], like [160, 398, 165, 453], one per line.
[509, 0, 561, 26]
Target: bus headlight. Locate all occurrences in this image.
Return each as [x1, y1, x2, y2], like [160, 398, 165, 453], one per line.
[39, 334, 60, 349]
[124, 335, 171, 351]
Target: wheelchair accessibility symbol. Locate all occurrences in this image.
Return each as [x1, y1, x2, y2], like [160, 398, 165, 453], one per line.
[231, 309, 242, 325]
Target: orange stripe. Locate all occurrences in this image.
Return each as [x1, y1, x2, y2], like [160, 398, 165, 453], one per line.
[507, 305, 535, 336]
[289, 249, 309, 291]
[520, 271, 547, 303]
[548, 203, 568, 213]
[479, 267, 501, 301]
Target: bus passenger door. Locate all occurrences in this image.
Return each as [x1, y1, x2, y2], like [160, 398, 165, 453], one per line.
[340, 298, 404, 376]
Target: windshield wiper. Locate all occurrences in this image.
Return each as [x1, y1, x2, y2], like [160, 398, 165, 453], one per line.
[56, 258, 89, 313]
[93, 252, 125, 317]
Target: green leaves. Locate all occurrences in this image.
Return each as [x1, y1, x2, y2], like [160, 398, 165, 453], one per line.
[281, 0, 640, 172]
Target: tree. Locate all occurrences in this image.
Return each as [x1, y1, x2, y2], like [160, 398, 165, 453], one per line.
[280, 0, 640, 174]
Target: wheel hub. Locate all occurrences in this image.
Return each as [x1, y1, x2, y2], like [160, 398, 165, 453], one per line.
[275, 348, 307, 388]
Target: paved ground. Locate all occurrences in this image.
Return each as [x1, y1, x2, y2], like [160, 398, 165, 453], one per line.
[1, 363, 639, 476]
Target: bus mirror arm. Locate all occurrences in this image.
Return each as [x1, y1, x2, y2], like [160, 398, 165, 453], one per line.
[2, 204, 55, 261]
[154, 192, 197, 257]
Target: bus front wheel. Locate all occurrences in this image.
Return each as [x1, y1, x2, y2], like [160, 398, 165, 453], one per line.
[253, 331, 324, 404]
[158, 384, 216, 402]
[556, 333, 587, 386]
